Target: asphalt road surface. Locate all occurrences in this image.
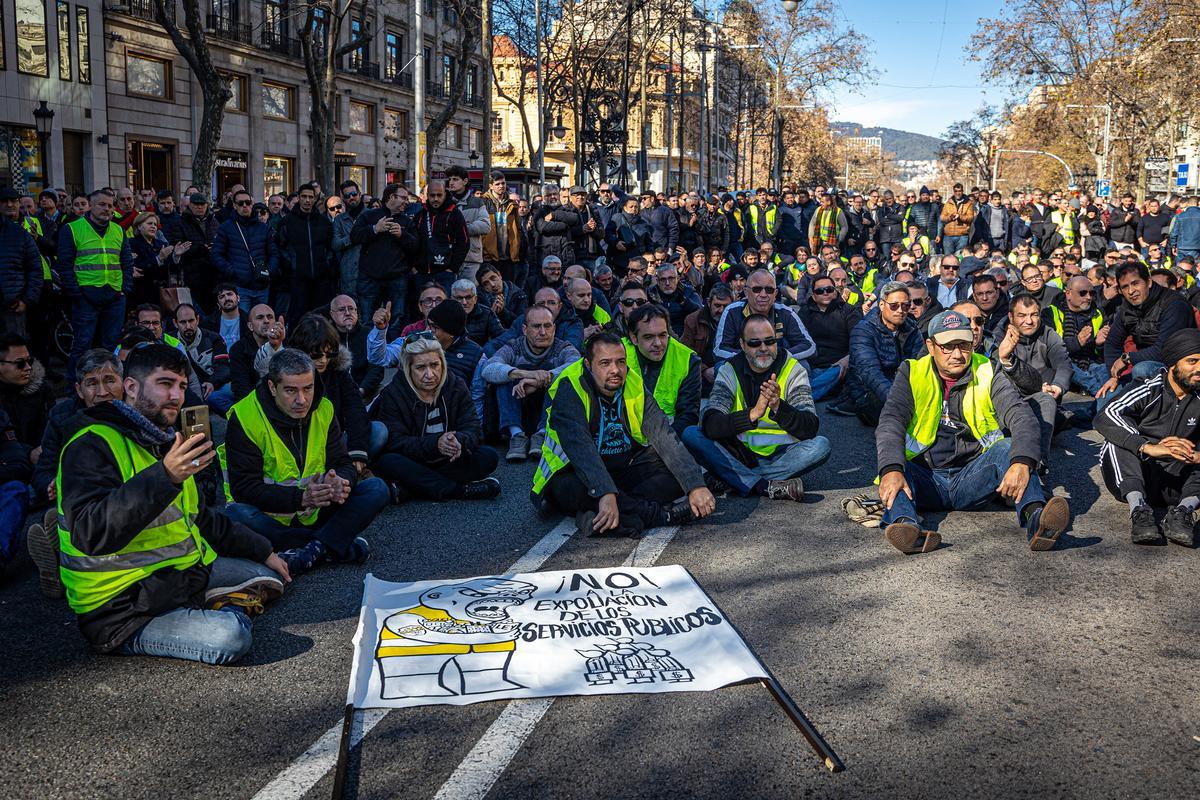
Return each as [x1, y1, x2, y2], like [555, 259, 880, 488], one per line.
[2, 401, 1199, 799]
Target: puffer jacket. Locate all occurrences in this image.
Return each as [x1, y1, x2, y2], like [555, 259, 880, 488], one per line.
[0, 359, 55, 449]
[452, 189, 493, 264]
[319, 346, 371, 463]
[533, 204, 581, 266]
[641, 203, 679, 253]
[696, 207, 729, 252]
[847, 307, 924, 403]
[939, 196, 975, 238]
[0, 217, 42, 306]
[775, 202, 806, 252]
[874, 202, 905, 244]
[482, 191, 523, 263]
[277, 206, 335, 281]
[604, 210, 653, 273]
[211, 214, 280, 289]
[331, 211, 361, 289]
[372, 370, 482, 459]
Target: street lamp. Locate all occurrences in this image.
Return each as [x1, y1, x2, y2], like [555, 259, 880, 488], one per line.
[550, 115, 567, 141]
[782, 166, 793, 184]
[33, 100, 54, 190]
[781, 0, 800, 10]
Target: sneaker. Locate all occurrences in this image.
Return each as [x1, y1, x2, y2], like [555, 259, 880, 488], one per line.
[529, 430, 546, 458]
[826, 400, 856, 417]
[278, 539, 328, 575]
[704, 472, 734, 498]
[1026, 496, 1070, 551]
[1163, 505, 1196, 547]
[461, 477, 501, 500]
[884, 522, 941, 555]
[204, 575, 285, 617]
[1130, 504, 1164, 545]
[506, 433, 529, 463]
[330, 536, 371, 564]
[26, 521, 64, 599]
[662, 499, 696, 526]
[765, 477, 804, 502]
[388, 481, 410, 505]
[207, 591, 267, 616]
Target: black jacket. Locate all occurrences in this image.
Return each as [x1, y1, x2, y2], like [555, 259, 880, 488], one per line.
[338, 321, 384, 399]
[372, 371, 482, 460]
[0, 360, 55, 449]
[350, 207, 420, 281]
[225, 381, 357, 515]
[604, 210, 654, 274]
[320, 347, 371, 463]
[0, 217, 43, 306]
[798, 296, 860, 368]
[229, 336, 264, 402]
[415, 201, 469, 275]
[277, 206, 335, 281]
[1103, 282, 1195, 368]
[33, 396, 84, 502]
[58, 402, 272, 652]
[179, 328, 230, 387]
[1096, 368, 1200, 477]
[465, 303, 505, 346]
[532, 203, 581, 266]
[874, 202, 905, 244]
[171, 211, 221, 305]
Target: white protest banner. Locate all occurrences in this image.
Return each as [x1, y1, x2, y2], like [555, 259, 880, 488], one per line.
[346, 564, 768, 709]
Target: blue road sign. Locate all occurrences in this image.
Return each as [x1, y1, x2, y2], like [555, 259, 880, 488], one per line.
[1178, 163, 1190, 187]
[1095, 180, 1111, 198]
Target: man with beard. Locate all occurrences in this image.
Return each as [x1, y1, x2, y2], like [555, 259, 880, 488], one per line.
[1045, 276, 1110, 397]
[876, 310, 1070, 555]
[277, 183, 336, 317]
[712, 269, 815, 362]
[202, 283, 251, 351]
[53, 344, 290, 663]
[414, 180, 469, 294]
[482, 173, 524, 284]
[845, 193, 874, 257]
[1097, 329, 1200, 546]
[174, 303, 232, 415]
[940, 183, 975, 256]
[623, 304, 701, 437]
[1097, 262, 1196, 405]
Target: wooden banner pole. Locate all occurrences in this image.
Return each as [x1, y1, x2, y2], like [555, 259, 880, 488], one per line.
[331, 703, 357, 800]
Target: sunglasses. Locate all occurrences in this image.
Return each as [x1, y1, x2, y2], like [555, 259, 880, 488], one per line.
[309, 350, 336, 360]
[404, 330, 435, 344]
[1075, 289, 1095, 296]
[0, 358, 33, 368]
[885, 301, 912, 311]
[620, 298, 648, 307]
[748, 286, 775, 294]
[963, 315, 987, 325]
[235, 200, 253, 207]
[343, 190, 360, 198]
[744, 337, 779, 348]
[942, 265, 959, 271]
[910, 298, 926, 306]
[811, 286, 836, 295]
[329, 204, 344, 211]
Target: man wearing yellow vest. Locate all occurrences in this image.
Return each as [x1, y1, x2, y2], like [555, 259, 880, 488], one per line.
[876, 310, 1071, 555]
[58, 189, 133, 383]
[1044, 275, 1110, 397]
[0, 187, 43, 338]
[532, 332, 714, 538]
[624, 304, 701, 437]
[564, 277, 610, 340]
[682, 314, 830, 501]
[223, 349, 389, 574]
[55, 344, 290, 663]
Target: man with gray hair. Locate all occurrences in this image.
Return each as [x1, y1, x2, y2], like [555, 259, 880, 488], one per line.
[451, 278, 504, 346]
[222, 349, 389, 575]
[524, 254, 564, 300]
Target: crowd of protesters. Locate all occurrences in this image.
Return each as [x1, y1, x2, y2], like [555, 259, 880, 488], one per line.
[4, 168, 1200, 664]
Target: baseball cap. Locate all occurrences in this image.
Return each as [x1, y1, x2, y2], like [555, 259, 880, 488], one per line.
[569, 186, 587, 196]
[0, 187, 20, 201]
[926, 310, 974, 345]
[189, 193, 209, 204]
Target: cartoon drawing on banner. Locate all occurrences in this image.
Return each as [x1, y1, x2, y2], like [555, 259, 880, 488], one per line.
[375, 577, 537, 699]
[577, 638, 694, 686]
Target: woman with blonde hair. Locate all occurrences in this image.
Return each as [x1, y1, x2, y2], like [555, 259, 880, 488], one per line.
[129, 211, 179, 306]
[370, 333, 500, 502]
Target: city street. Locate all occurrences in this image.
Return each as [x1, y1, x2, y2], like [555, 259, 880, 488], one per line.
[3, 404, 1198, 800]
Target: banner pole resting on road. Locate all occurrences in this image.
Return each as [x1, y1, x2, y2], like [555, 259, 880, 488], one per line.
[331, 703, 355, 800]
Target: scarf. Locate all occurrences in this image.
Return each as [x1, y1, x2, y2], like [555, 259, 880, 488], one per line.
[816, 207, 839, 245]
[515, 334, 559, 370]
[113, 400, 176, 447]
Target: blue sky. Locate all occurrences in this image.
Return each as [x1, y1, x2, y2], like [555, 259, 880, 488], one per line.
[824, 0, 1014, 139]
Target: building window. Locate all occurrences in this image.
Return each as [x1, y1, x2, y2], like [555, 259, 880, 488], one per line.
[469, 128, 482, 151]
[126, 52, 173, 99]
[345, 165, 374, 194]
[263, 155, 293, 197]
[466, 64, 478, 102]
[0, 1, 6, 69]
[311, 7, 329, 54]
[491, 115, 504, 138]
[16, 0, 49, 76]
[75, 7, 89, 83]
[446, 123, 463, 149]
[349, 17, 367, 69]
[423, 46, 432, 85]
[211, 0, 238, 25]
[349, 101, 374, 134]
[442, 54, 455, 95]
[264, 0, 287, 40]
[384, 31, 402, 79]
[262, 81, 295, 120]
[222, 72, 247, 112]
[56, 1, 71, 80]
[384, 108, 409, 140]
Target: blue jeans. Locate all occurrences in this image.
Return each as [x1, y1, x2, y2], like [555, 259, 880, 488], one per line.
[222, 477, 389, 558]
[942, 235, 968, 256]
[115, 557, 278, 665]
[358, 274, 412, 337]
[68, 290, 125, 382]
[207, 385, 234, 416]
[880, 438, 1046, 529]
[368, 420, 389, 461]
[1070, 362, 1109, 397]
[809, 365, 845, 402]
[681, 426, 831, 496]
[236, 287, 270, 314]
[0, 479, 29, 567]
[1096, 360, 1165, 411]
[496, 384, 548, 434]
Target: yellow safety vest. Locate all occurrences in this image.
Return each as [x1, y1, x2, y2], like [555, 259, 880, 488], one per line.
[1051, 210, 1076, 245]
[67, 216, 125, 291]
[850, 267, 878, 296]
[1047, 305, 1103, 339]
[748, 203, 778, 238]
[225, 392, 335, 526]
[21, 216, 51, 281]
[56, 423, 214, 614]
[532, 359, 647, 495]
[623, 338, 694, 420]
[1007, 251, 1039, 266]
[591, 304, 612, 327]
[729, 356, 799, 456]
[902, 233, 931, 253]
[904, 353, 1002, 460]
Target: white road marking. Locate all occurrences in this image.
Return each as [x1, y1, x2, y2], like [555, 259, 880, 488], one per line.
[431, 525, 681, 800]
[251, 518, 578, 800]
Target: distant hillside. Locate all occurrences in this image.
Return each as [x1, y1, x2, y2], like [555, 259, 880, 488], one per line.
[830, 123, 945, 162]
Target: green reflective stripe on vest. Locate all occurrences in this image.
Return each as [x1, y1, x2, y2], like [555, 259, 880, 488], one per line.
[217, 443, 234, 504]
[532, 359, 647, 495]
[730, 357, 799, 456]
[228, 392, 335, 526]
[904, 354, 1001, 460]
[22, 217, 51, 281]
[55, 423, 212, 614]
[623, 338, 694, 420]
[1048, 305, 1102, 339]
[68, 217, 124, 291]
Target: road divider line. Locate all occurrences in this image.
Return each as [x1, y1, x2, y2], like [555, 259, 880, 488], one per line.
[431, 525, 681, 800]
[251, 518, 578, 800]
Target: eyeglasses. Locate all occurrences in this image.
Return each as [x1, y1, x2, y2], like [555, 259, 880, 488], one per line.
[743, 337, 779, 347]
[620, 297, 648, 307]
[0, 358, 32, 368]
[748, 285, 775, 294]
[811, 286, 836, 295]
[419, 296, 444, 307]
[934, 340, 974, 354]
[234, 200, 253, 207]
[884, 301, 912, 311]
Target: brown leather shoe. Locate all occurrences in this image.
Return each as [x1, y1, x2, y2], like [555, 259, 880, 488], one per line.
[884, 522, 941, 555]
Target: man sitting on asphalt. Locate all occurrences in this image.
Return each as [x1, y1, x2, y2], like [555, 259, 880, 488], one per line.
[682, 283, 735, 396]
[648, 262, 701, 335]
[1044, 275, 1110, 397]
[222, 349, 389, 575]
[624, 304, 701, 437]
[1096, 329, 1200, 547]
[480, 304, 580, 462]
[174, 303, 232, 415]
[451, 278, 505, 346]
[230, 303, 283, 401]
[532, 332, 715, 538]
[712, 269, 816, 362]
[328, 294, 383, 399]
[831, 281, 924, 425]
[798, 273, 859, 402]
[683, 314, 830, 501]
[1097, 262, 1196, 405]
[875, 310, 1071, 555]
[50, 344, 290, 664]
[565, 276, 611, 340]
[1015, 263, 1062, 311]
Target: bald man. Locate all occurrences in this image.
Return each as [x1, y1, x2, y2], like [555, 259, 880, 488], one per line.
[230, 303, 284, 401]
[329, 294, 383, 397]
